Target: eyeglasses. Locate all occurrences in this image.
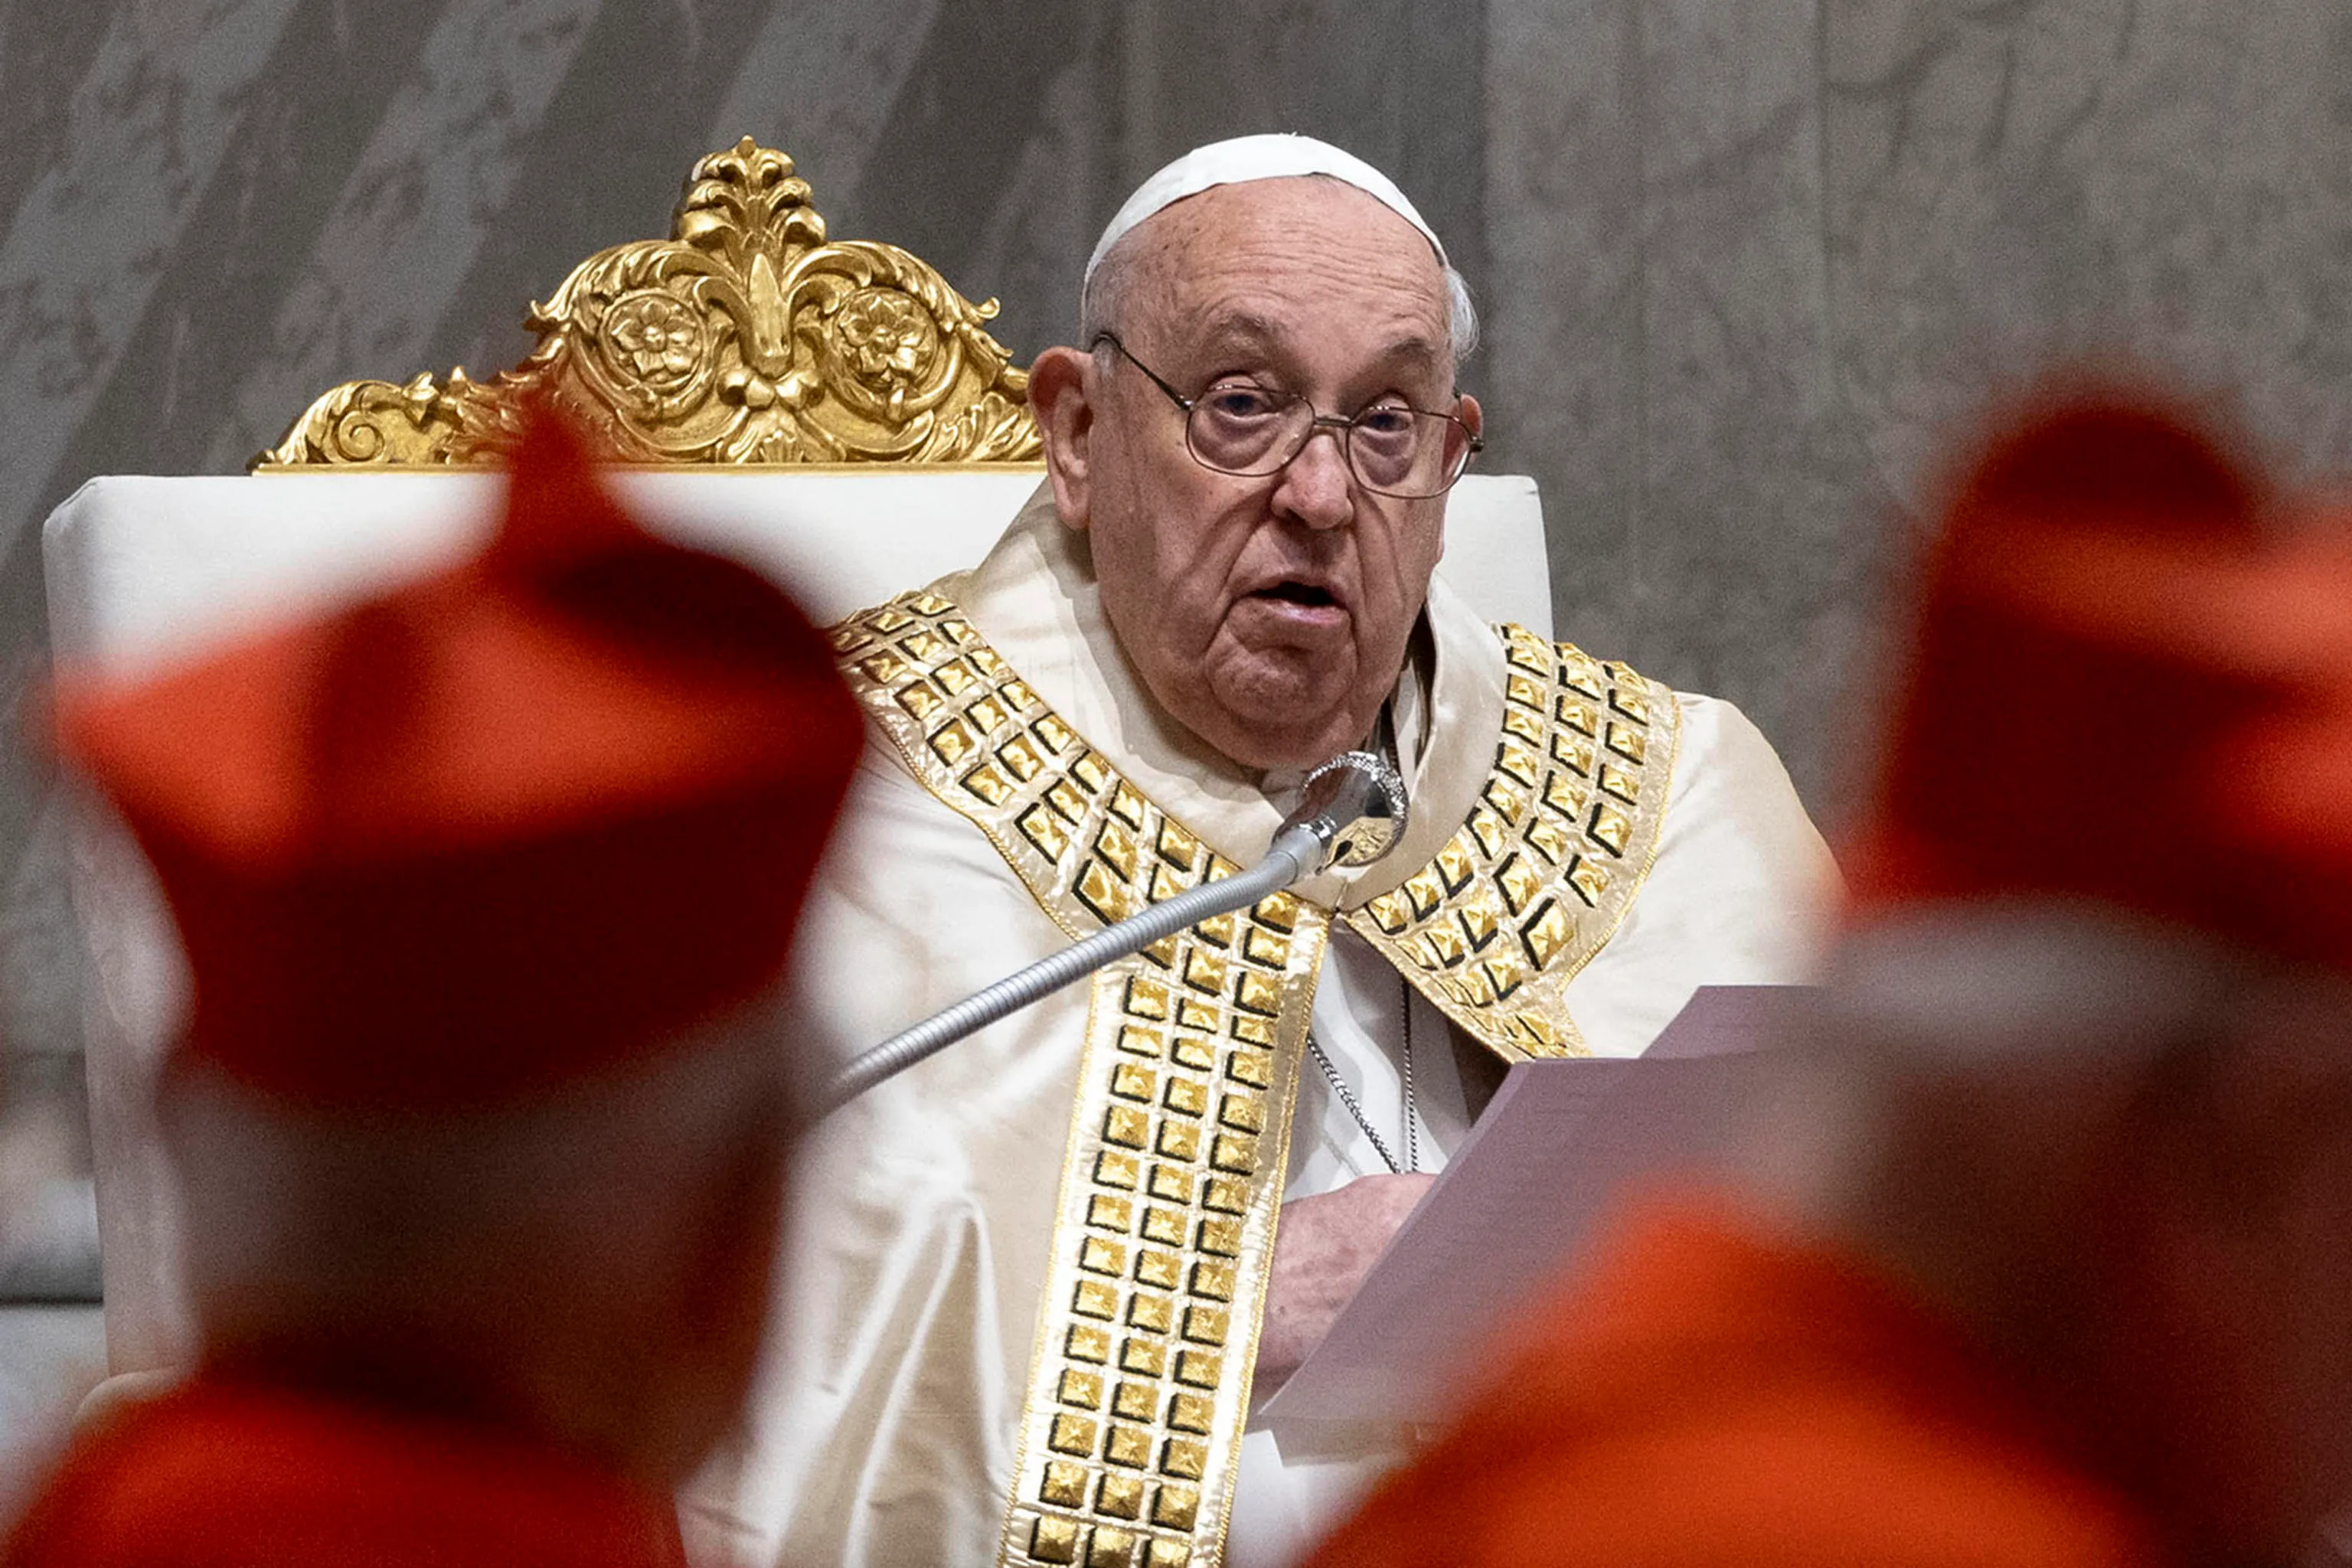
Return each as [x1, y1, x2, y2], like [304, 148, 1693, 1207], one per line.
[1091, 332, 1482, 500]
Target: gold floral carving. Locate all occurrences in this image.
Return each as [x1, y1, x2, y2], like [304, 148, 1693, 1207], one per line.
[253, 139, 1041, 469]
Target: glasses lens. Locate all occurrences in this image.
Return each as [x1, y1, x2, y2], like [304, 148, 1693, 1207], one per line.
[1351, 410, 1472, 498]
[1186, 386, 1309, 475]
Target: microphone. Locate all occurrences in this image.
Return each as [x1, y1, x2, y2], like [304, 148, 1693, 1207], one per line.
[816, 750, 1409, 1113]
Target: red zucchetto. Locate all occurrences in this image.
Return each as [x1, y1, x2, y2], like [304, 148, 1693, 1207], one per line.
[1841, 390, 2352, 969]
[52, 408, 864, 1110]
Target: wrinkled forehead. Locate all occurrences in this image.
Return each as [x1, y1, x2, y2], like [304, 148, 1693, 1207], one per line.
[1108, 178, 1452, 356]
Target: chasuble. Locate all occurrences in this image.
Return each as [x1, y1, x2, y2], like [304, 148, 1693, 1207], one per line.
[691, 485, 1838, 1568]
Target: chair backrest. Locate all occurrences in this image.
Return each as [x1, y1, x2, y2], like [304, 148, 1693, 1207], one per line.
[46, 140, 1555, 1378]
[49, 469, 1550, 1375]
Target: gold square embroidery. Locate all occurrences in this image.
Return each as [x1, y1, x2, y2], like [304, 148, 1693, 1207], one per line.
[1191, 1260, 1236, 1301]
[1104, 1107, 1149, 1148]
[1161, 1438, 1209, 1480]
[1168, 1392, 1214, 1433]
[960, 763, 1011, 805]
[1045, 778, 1089, 823]
[1242, 926, 1290, 969]
[1105, 1425, 1152, 1469]
[1124, 978, 1170, 1021]
[1018, 803, 1070, 859]
[1031, 1516, 1080, 1563]
[1096, 821, 1139, 881]
[1153, 1484, 1200, 1531]
[1112, 1380, 1156, 1422]
[1181, 1305, 1230, 1345]
[1233, 971, 1281, 1017]
[1097, 1473, 1145, 1520]
[995, 729, 1040, 779]
[1048, 1413, 1098, 1456]
[1040, 1460, 1088, 1507]
[1210, 1132, 1258, 1174]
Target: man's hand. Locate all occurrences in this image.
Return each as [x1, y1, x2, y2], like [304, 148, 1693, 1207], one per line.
[1256, 1173, 1436, 1394]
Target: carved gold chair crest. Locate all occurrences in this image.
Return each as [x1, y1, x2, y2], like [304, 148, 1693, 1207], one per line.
[256, 139, 1041, 469]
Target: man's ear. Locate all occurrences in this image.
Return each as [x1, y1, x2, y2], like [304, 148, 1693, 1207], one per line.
[1029, 346, 1097, 531]
[1458, 392, 1484, 443]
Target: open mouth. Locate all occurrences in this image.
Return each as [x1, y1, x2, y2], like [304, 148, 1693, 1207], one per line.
[1258, 580, 1338, 609]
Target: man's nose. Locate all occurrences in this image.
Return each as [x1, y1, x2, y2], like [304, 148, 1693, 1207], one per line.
[1273, 423, 1356, 531]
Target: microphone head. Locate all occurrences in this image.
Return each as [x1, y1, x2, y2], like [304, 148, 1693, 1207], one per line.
[1281, 750, 1410, 871]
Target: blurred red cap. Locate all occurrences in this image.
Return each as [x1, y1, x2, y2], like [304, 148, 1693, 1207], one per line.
[54, 409, 864, 1110]
[1844, 390, 2352, 969]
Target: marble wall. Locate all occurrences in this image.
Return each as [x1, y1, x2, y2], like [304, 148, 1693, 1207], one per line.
[1, 0, 2347, 1140]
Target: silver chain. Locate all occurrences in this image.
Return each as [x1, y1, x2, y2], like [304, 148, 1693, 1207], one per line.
[1305, 972, 1419, 1175]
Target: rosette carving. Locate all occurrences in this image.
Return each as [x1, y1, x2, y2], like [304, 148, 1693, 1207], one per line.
[256, 139, 1040, 469]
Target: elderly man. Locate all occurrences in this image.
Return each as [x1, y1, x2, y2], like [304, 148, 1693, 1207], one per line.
[2, 413, 864, 1566]
[704, 136, 1835, 1568]
[1305, 396, 2352, 1567]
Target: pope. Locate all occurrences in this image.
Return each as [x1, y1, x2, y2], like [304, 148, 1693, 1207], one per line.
[703, 134, 1840, 1568]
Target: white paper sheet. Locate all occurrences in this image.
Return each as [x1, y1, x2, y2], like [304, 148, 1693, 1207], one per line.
[1259, 985, 1818, 1435]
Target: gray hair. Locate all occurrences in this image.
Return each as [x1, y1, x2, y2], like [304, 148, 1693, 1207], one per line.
[165, 1011, 793, 1341]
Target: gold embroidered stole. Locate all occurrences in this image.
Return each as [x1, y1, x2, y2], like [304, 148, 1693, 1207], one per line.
[1343, 625, 1681, 1059]
[832, 595, 1679, 1568]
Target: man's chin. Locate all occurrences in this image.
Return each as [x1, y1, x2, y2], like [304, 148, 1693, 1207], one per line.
[1154, 642, 1384, 769]
[1187, 692, 1371, 773]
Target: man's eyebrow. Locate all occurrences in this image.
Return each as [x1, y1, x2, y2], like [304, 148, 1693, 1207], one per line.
[1374, 335, 1447, 377]
[1185, 318, 1448, 383]
[1187, 312, 1283, 361]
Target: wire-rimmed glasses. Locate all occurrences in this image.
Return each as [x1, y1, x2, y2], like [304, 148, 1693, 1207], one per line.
[1092, 332, 1481, 500]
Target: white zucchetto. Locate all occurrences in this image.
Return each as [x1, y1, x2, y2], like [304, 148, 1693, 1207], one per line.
[1083, 133, 1447, 285]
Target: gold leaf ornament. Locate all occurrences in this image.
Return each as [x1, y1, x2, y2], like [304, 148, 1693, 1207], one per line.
[256, 138, 1040, 469]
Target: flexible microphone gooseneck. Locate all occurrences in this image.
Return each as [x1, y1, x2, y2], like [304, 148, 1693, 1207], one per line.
[816, 750, 1410, 1115]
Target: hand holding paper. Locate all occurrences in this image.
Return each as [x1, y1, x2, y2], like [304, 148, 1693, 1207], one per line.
[1259, 986, 1817, 1434]
[1257, 1173, 1438, 1393]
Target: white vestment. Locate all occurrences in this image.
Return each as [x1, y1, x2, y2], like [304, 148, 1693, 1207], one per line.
[688, 487, 1839, 1567]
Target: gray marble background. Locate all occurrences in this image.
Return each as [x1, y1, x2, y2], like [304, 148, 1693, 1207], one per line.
[2, 1, 2349, 1246]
